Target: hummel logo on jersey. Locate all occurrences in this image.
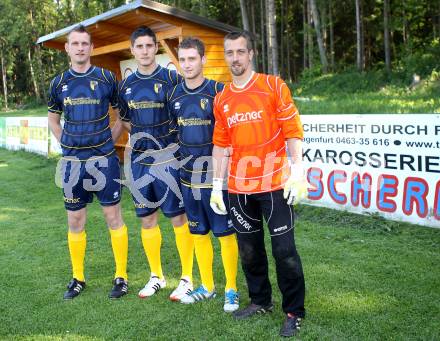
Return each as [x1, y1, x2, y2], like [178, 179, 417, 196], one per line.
[174, 102, 181, 110]
[62, 84, 68, 92]
[125, 88, 131, 95]
[273, 225, 288, 233]
[200, 98, 209, 110]
[154, 83, 162, 94]
[227, 110, 263, 127]
[223, 104, 229, 112]
[90, 81, 98, 90]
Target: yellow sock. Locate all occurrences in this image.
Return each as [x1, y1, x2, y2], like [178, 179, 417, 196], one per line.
[141, 226, 163, 279]
[219, 234, 238, 291]
[193, 233, 214, 292]
[109, 225, 128, 280]
[68, 230, 86, 282]
[174, 222, 194, 281]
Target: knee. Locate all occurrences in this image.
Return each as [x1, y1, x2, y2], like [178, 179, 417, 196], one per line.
[171, 214, 187, 227]
[272, 244, 301, 275]
[67, 211, 86, 232]
[237, 240, 259, 264]
[272, 241, 297, 261]
[103, 209, 123, 229]
[141, 214, 158, 228]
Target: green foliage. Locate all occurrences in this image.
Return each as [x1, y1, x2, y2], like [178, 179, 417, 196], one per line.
[0, 149, 439, 339]
[291, 67, 440, 114]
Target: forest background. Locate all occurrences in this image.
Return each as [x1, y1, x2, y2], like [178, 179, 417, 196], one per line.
[0, 0, 439, 113]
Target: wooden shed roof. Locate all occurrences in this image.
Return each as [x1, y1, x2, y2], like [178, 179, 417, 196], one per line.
[37, 0, 240, 49]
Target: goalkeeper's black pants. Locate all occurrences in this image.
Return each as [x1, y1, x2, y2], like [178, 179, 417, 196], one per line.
[227, 189, 305, 317]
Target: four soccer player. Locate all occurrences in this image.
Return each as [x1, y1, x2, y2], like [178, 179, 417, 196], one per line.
[48, 23, 305, 337]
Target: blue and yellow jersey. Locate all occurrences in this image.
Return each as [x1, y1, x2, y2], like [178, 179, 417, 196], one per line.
[167, 78, 224, 187]
[47, 66, 118, 160]
[118, 66, 183, 153]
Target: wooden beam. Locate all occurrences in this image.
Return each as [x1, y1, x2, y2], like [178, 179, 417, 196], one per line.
[159, 39, 180, 72]
[92, 40, 130, 56]
[90, 27, 181, 57]
[94, 22, 132, 37]
[156, 27, 182, 41]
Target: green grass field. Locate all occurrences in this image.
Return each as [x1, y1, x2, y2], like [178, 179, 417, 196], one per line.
[0, 106, 47, 118]
[0, 149, 439, 340]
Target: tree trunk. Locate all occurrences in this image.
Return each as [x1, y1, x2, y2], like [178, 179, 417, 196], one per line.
[384, 0, 391, 73]
[249, 0, 259, 71]
[240, 0, 256, 70]
[266, 0, 279, 75]
[28, 48, 40, 101]
[355, 0, 363, 71]
[260, 0, 267, 73]
[239, 0, 250, 31]
[329, 0, 335, 70]
[308, 0, 314, 69]
[35, 44, 47, 102]
[321, 1, 327, 52]
[0, 47, 8, 110]
[280, 0, 285, 78]
[309, 0, 328, 72]
[303, 0, 307, 69]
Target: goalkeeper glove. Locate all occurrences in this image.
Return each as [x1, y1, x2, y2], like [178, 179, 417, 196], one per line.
[210, 178, 227, 215]
[283, 164, 308, 205]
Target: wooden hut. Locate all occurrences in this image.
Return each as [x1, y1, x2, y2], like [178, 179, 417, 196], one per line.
[37, 0, 240, 158]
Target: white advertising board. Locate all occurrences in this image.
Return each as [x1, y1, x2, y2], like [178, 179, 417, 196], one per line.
[4, 117, 49, 156]
[301, 114, 440, 228]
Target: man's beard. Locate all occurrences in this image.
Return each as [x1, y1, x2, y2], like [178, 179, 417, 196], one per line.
[231, 64, 246, 76]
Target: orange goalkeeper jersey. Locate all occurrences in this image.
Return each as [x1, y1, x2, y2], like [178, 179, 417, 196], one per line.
[213, 72, 303, 194]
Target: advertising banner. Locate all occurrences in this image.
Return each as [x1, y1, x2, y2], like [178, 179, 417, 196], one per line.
[0, 117, 5, 147]
[301, 114, 440, 228]
[4, 117, 49, 156]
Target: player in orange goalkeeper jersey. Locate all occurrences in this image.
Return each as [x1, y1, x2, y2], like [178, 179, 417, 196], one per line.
[211, 31, 307, 337]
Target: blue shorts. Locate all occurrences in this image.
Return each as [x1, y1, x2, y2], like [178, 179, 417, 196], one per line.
[128, 156, 185, 218]
[181, 186, 235, 237]
[61, 154, 122, 211]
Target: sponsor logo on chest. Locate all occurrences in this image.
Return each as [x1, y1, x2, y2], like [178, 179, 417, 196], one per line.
[227, 110, 263, 127]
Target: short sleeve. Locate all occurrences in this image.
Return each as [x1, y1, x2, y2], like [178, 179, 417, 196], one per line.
[117, 80, 130, 122]
[274, 77, 303, 140]
[47, 77, 63, 115]
[167, 87, 178, 133]
[108, 71, 119, 108]
[169, 69, 183, 87]
[212, 94, 230, 147]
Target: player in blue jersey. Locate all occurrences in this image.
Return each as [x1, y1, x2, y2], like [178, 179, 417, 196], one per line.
[167, 37, 239, 311]
[47, 25, 128, 300]
[118, 26, 194, 301]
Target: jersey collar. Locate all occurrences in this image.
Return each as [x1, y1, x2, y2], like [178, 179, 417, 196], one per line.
[69, 65, 95, 77]
[135, 65, 162, 79]
[230, 71, 258, 92]
[183, 78, 209, 94]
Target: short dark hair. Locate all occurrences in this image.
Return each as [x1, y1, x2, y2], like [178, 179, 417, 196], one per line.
[224, 31, 254, 51]
[178, 37, 205, 57]
[130, 26, 157, 45]
[67, 25, 91, 43]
